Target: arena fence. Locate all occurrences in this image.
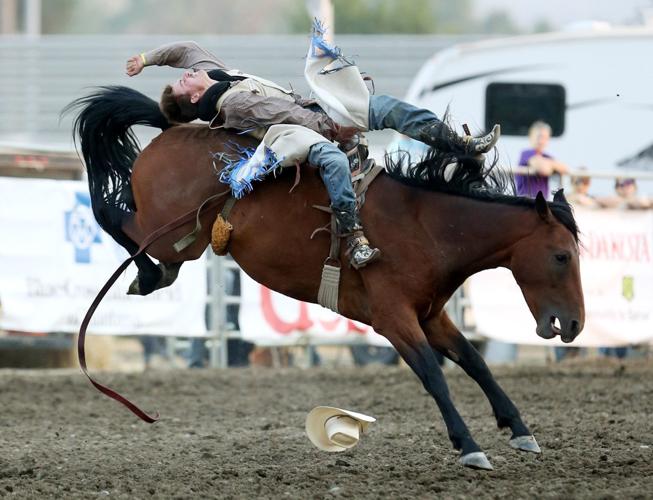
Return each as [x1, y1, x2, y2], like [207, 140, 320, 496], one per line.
[1, 158, 651, 368]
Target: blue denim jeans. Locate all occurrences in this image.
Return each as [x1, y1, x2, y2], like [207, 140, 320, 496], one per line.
[368, 94, 439, 138]
[308, 95, 439, 210]
[308, 141, 356, 211]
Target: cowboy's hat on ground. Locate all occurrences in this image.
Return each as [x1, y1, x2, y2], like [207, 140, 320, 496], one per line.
[305, 406, 376, 452]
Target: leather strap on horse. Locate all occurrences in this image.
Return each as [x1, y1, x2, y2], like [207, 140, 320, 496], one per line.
[221, 195, 237, 219]
[173, 192, 231, 252]
[79, 190, 231, 423]
[317, 209, 342, 312]
[314, 163, 384, 313]
[354, 163, 383, 199]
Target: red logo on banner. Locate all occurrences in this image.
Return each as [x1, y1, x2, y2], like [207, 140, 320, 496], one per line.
[260, 287, 370, 335]
[346, 319, 368, 334]
[260, 287, 312, 334]
[581, 232, 651, 263]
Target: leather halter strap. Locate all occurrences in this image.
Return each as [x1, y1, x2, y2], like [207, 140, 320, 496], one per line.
[79, 190, 230, 423]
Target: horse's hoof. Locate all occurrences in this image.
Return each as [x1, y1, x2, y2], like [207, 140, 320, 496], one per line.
[127, 277, 140, 295]
[509, 435, 541, 454]
[459, 452, 493, 471]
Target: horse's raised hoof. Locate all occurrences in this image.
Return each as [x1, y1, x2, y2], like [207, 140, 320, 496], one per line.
[126, 273, 157, 296]
[459, 452, 493, 471]
[127, 263, 181, 296]
[509, 435, 541, 454]
[127, 276, 141, 295]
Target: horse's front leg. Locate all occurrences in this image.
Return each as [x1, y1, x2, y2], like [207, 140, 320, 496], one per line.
[373, 310, 493, 470]
[422, 311, 541, 454]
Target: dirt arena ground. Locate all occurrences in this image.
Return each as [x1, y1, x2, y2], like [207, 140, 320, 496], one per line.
[0, 359, 651, 499]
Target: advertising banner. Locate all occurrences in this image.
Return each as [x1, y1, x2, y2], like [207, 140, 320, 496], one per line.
[0, 178, 208, 336]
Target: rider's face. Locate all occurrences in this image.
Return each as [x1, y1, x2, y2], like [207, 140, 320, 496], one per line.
[171, 69, 209, 103]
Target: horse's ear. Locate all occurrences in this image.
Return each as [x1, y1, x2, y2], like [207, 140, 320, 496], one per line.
[553, 188, 568, 204]
[535, 191, 552, 221]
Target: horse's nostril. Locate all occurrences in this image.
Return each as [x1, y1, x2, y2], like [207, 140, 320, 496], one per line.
[570, 320, 580, 335]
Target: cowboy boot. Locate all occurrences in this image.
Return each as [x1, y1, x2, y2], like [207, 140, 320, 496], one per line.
[333, 206, 381, 269]
[419, 122, 501, 155]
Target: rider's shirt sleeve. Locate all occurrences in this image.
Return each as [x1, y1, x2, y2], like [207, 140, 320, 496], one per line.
[141, 41, 229, 70]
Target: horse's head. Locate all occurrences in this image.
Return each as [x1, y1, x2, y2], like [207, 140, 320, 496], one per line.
[510, 191, 585, 343]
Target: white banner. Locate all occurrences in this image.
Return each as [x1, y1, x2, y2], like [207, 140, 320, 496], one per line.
[468, 208, 653, 346]
[239, 271, 390, 347]
[0, 178, 208, 336]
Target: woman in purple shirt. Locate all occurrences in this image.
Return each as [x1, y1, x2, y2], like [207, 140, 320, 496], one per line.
[515, 121, 569, 199]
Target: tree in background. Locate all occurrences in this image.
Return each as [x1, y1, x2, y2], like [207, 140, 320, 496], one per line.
[533, 18, 554, 33]
[286, 0, 475, 34]
[477, 10, 520, 34]
[41, 0, 297, 34]
[285, 0, 547, 35]
[39, 0, 546, 35]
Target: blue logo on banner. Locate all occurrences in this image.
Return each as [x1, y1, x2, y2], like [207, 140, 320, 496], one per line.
[65, 192, 101, 263]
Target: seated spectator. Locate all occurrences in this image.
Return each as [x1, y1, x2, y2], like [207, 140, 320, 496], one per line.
[515, 121, 569, 199]
[601, 178, 652, 210]
[566, 169, 601, 208]
[615, 178, 652, 209]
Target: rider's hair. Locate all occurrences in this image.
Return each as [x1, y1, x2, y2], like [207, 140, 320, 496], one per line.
[160, 85, 199, 123]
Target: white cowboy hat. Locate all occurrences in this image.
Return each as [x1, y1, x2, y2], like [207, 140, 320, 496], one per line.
[305, 406, 376, 452]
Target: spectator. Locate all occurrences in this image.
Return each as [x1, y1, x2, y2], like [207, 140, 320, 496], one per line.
[598, 346, 629, 359]
[596, 178, 648, 360]
[601, 178, 652, 210]
[551, 170, 588, 361]
[487, 121, 569, 364]
[566, 169, 601, 208]
[140, 335, 167, 370]
[515, 121, 569, 199]
[513, 121, 572, 362]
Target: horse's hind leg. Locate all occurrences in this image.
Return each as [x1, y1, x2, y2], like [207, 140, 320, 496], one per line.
[423, 312, 541, 454]
[127, 261, 183, 296]
[108, 226, 163, 296]
[120, 213, 182, 296]
[373, 310, 492, 470]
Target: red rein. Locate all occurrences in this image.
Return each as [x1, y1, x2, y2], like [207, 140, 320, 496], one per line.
[79, 194, 228, 423]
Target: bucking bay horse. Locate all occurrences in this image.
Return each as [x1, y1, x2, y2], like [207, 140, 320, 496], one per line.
[66, 86, 584, 470]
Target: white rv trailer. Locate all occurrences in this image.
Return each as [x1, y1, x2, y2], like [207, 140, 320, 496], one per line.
[392, 27, 653, 195]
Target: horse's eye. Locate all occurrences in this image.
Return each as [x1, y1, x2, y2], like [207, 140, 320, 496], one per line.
[554, 253, 569, 265]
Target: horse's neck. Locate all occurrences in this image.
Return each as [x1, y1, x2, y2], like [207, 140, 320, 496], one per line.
[423, 195, 537, 277]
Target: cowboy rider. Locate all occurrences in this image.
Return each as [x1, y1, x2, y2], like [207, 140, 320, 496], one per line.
[126, 32, 500, 270]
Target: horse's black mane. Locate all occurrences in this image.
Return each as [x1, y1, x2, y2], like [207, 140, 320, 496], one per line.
[384, 140, 579, 242]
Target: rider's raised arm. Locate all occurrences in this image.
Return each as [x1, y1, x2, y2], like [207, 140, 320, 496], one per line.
[138, 41, 228, 73]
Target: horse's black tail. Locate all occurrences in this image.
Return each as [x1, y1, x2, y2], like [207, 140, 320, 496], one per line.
[64, 86, 171, 235]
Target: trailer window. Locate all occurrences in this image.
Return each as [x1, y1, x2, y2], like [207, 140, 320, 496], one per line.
[485, 83, 565, 136]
